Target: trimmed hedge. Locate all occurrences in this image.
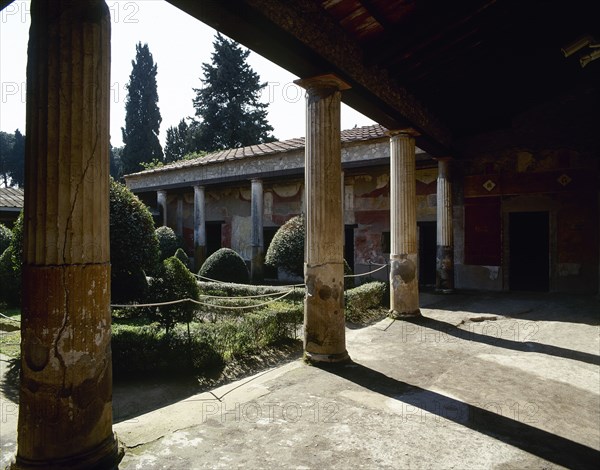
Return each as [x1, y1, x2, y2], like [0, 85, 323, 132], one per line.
[0, 224, 12, 255]
[150, 256, 200, 332]
[156, 226, 180, 262]
[111, 302, 303, 377]
[265, 214, 304, 277]
[344, 281, 386, 322]
[174, 247, 190, 268]
[198, 248, 249, 284]
[110, 179, 159, 301]
[0, 213, 22, 306]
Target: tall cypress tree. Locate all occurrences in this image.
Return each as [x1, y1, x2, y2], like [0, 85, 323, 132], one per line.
[121, 42, 163, 174]
[191, 33, 275, 152]
[8, 129, 25, 187]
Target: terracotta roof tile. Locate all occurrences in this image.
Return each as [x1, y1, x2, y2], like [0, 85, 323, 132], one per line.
[0, 187, 24, 209]
[128, 124, 389, 177]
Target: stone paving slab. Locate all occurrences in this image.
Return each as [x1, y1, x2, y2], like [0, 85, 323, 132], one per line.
[1, 292, 599, 469]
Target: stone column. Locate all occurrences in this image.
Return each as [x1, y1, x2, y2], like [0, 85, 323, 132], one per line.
[193, 185, 206, 270]
[250, 179, 264, 283]
[176, 195, 184, 238]
[14, 1, 122, 469]
[389, 131, 421, 318]
[436, 158, 454, 293]
[157, 189, 167, 227]
[295, 74, 350, 363]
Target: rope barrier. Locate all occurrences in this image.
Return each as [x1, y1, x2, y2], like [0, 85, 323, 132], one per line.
[193, 272, 304, 289]
[0, 312, 20, 323]
[344, 263, 388, 278]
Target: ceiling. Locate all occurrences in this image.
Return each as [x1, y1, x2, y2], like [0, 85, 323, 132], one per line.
[167, 0, 599, 156]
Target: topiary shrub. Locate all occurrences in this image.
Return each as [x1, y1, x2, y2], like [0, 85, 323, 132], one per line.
[198, 248, 249, 284]
[109, 179, 159, 302]
[0, 213, 23, 306]
[156, 226, 180, 262]
[150, 256, 201, 334]
[0, 224, 12, 255]
[174, 247, 190, 268]
[265, 214, 304, 277]
[344, 281, 386, 323]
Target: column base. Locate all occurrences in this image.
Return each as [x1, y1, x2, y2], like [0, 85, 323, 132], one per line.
[389, 309, 422, 319]
[304, 350, 351, 364]
[11, 434, 124, 470]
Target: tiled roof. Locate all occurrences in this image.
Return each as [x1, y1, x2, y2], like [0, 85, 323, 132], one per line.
[128, 124, 389, 177]
[0, 187, 24, 209]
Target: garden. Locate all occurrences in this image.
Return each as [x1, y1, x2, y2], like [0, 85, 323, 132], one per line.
[0, 180, 388, 385]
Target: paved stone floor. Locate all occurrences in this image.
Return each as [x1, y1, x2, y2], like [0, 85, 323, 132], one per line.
[1, 291, 599, 469]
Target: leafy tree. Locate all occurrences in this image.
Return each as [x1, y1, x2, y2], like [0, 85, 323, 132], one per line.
[8, 129, 25, 187]
[110, 144, 124, 180]
[109, 178, 159, 302]
[164, 119, 190, 163]
[0, 132, 13, 187]
[0, 224, 12, 255]
[121, 42, 163, 175]
[191, 33, 275, 152]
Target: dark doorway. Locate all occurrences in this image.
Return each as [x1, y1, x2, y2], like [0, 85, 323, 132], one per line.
[509, 212, 549, 291]
[418, 221, 436, 286]
[345, 225, 356, 270]
[206, 221, 222, 257]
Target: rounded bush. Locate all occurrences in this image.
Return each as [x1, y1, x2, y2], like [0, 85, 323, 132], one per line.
[156, 226, 180, 262]
[109, 179, 159, 301]
[198, 248, 249, 284]
[0, 224, 12, 255]
[265, 214, 304, 277]
[174, 247, 190, 268]
[151, 256, 201, 332]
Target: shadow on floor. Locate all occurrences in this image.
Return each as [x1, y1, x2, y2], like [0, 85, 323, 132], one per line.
[319, 360, 599, 470]
[402, 315, 600, 366]
[420, 291, 600, 325]
[0, 356, 20, 404]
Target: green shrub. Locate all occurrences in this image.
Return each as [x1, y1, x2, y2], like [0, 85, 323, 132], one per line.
[111, 322, 223, 377]
[112, 269, 148, 305]
[344, 281, 386, 322]
[265, 214, 304, 277]
[198, 248, 249, 284]
[151, 256, 201, 333]
[110, 179, 159, 301]
[0, 213, 22, 306]
[156, 226, 180, 262]
[198, 281, 305, 302]
[174, 247, 190, 268]
[0, 224, 12, 255]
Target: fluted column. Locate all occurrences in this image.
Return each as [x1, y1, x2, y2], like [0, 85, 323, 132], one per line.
[14, 1, 121, 469]
[436, 158, 454, 293]
[193, 185, 206, 270]
[157, 189, 167, 227]
[389, 131, 421, 318]
[295, 74, 350, 363]
[250, 179, 264, 283]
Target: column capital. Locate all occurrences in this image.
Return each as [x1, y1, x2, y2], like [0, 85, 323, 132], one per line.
[386, 128, 420, 138]
[193, 184, 205, 190]
[250, 178, 263, 184]
[294, 73, 351, 92]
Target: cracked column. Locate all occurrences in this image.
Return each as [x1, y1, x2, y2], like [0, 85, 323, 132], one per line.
[157, 189, 167, 226]
[295, 74, 350, 363]
[13, 1, 121, 469]
[436, 158, 454, 293]
[389, 131, 421, 318]
[193, 185, 206, 271]
[250, 179, 264, 283]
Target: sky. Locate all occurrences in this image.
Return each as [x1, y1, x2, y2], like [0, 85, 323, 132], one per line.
[0, 0, 374, 147]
